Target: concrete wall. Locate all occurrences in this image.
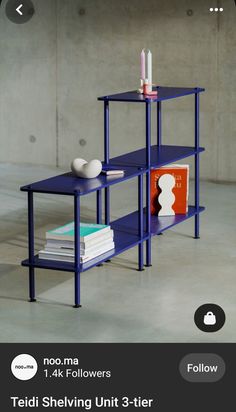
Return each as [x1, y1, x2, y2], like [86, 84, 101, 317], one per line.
[0, 0, 235, 181]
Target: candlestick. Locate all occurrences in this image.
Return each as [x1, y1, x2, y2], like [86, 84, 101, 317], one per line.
[138, 49, 157, 96]
[140, 49, 145, 80]
[147, 50, 152, 93]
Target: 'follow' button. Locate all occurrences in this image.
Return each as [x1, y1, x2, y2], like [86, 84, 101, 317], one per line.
[179, 353, 225, 383]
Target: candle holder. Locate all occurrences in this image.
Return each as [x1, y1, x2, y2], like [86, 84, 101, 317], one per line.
[138, 49, 158, 96]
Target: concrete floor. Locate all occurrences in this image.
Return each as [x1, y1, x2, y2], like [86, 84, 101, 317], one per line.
[0, 163, 235, 343]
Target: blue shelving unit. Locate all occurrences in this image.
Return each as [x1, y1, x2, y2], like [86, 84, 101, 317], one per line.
[21, 86, 205, 307]
[21, 165, 147, 307]
[98, 86, 205, 269]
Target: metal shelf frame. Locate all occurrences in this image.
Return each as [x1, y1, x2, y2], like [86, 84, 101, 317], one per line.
[21, 86, 205, 307]
[99, 86, 205, 268]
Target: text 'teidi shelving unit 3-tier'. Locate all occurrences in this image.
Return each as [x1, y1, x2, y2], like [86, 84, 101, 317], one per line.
[21, 86, 205, 307]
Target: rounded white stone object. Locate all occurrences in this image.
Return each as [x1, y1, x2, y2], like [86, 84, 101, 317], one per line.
[71, 158, 102, 179]
[158, 173, 176, 216]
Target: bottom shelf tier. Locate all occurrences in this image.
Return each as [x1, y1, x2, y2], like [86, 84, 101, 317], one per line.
[21, 228, 149, 273]
[21, 205, 204, 273]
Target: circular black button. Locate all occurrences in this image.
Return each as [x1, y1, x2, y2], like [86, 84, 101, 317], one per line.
[194, 304, 226, 332]
[6, 0, 35, 24]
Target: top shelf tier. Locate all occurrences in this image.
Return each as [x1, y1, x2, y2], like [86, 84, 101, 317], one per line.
[98, 86, 205, 103]
[109, 145, 205, 169]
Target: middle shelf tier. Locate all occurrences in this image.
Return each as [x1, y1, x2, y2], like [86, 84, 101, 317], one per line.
[112, 206, 205, 236]
[109, 145, 204, 168]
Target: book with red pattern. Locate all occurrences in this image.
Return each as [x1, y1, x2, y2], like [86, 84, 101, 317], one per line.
[150, 164, 189, 215]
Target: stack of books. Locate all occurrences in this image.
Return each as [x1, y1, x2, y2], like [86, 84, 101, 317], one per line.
[39, 222, 114, 264]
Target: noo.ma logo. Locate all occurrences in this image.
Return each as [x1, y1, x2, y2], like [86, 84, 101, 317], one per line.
[11, 354, 38, 381]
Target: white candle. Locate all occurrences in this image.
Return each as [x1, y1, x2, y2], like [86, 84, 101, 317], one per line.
[140, 49, 145, 80]
[147, 50, 152, 92]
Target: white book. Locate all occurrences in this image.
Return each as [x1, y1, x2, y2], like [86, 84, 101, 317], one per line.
[102, 170, 125, 176]
[39, 243, 115, 263]
[38, 249, 114, 264]
[46, 222, 112, 242]
[44, 239, 115, 256]
[45, 231, 114, 249]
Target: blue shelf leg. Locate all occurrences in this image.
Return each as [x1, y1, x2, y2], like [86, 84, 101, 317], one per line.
[74, 193, 82, 308]
[145, 101, 152, 267]
[157, 101, 162, 147]
[104, 100, 110, 227]
[28, 191, 36, 302]
[96, 190, 104, 266]
[157, 101, 163, 236]
[104, 100, 111, 262]
[105, 189, 110, 225]
[104, 100, 110, 165]
[194, 92, 200, 239]
[96, 190, 102, 224]
[138, 173, 144, 271]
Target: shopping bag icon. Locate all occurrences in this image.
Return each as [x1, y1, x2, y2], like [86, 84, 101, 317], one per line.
[204, 311, 216, 325]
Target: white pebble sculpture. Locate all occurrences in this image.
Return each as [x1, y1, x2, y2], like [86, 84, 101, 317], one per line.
[71, 158, 102, 179]
[158, 173, 176, 216]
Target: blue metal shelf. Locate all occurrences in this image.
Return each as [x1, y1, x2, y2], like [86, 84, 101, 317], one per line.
[112, 206, 205, 237]
[109, 145, 205, 168]
[22, 205, 204, 273]
[20, 165, 145, 196]
[22, 225, 149, 273]
[98, 86, 205, 103]
[21, 85, 205, 307]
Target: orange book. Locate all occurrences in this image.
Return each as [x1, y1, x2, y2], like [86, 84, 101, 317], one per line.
[150, 164, 189, 215]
